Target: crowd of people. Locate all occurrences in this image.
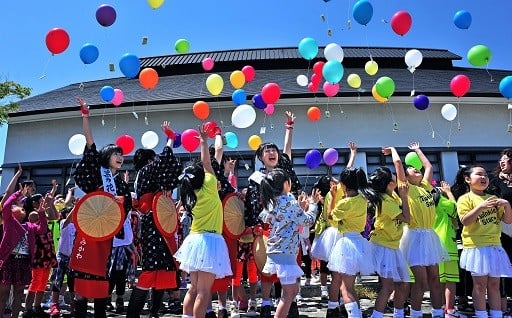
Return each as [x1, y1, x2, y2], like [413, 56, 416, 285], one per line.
[0, 98, 511, 318]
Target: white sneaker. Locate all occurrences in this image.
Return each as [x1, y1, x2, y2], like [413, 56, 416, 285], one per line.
[321, 288, 329, 300]
[273, 298, 281, 307]
[295, 294, 303, 305]
[445, 310, 467, 318]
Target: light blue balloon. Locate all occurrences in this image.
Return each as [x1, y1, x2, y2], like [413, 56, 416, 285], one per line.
[79, 43, 99, 64]
[119, 53, 140, 78]
[499, 76, 512, 99]
[322, 60, 344, 84]
[352, 0, 373, 26]
[99, 85, 115, 102]
[453, 10, 472, 29]
[224, 132, 238, 149]
[232, 89, 246, 106]
[298, 37, 318, 60]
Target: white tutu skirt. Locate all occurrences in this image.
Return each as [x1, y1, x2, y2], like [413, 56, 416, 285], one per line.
[371, 242, 410, 282]
[262, 259, 303, 285]
[400, 228, 449, 267]
[311, 227, 342, 261]
[328, 232, 375, 276]
[460, 245, 512, 277]
[174, 232, 233, 278]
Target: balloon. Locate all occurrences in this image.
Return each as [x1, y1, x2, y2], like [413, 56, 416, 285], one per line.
[324, 43, 344, 62]
[305, 149, 322, 169]
[242, 65, 256, 82]
[141, 131, 159, 149]
[261, 83, 281, 104]
[322, 60, 344, 83]
[352, 0, 373, 26]
[139, 68, 159, 89]
[467, 45, 492, 67]
[311, 73, 322, 86]
[365, 60, 378, 76]
[112, 89, 124, 106]
[298, 37, 318, 60]
[499, 76, 512, 99]
[230, 70, 246, 89]
[175, 39, 190, 54]
[307, 106, 321, 122]
[224, 132, 238, 149]
[441, 104, 457, 121]
[453, 10, 472, 29]
[313, 61, 325, 75]
[232, 89, 247, 106]
[147, 0, 165, 9]
[372, 85, 388, 103]
[296, 75, 308, 87]
[206, 74, 224, 96]
[375, 76, 395, 98]
[405, 49, 423, 73]
[405, 152, 422, 170]
[264, 104, 275, 116]
[45, 28, 70, 55]
[347, 74, 361, 89]
[450, 74, 471, 97]
[96, 4, 116, 27]
[323, 82, 339, 97]
[119, 53, 140, 78]
[181, 129, 200, 152]
[391, 10, 412, 36]
[248, 135, 262, 151]
[100, 86, 115, 102]
[173, 132, 182, 148]
[308, 82, 319, 93]
[252, 94, 267, 110]
[232, 104, 256, 128]
[116, 135, 135, 155]
[79, 43, 99, 64]
[413, 94, 429, 110]
[202, 57, 214, 71]
[323, 148, 339, 166]
[204, 121, 218, 139]
[68, 134, 86, 156]
[192, 101, 210, 120]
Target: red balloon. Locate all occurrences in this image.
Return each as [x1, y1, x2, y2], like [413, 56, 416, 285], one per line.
[311, 73, 322, 86]
[181, 129, 200, 152]
[203, 121, 218, 138]
[242, 65, 256, 83]
[313, 61, 325, 75]
[308, 82, 319, 93]
[390, 10, 412, 36]
[261, 83, 281, 104]
[450, 74, 471, 97]
[45, 28, 70, 55]
[116, 135, 135, 155]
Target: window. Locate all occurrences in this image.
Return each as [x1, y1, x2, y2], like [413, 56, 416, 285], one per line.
[457, 151, 499, 177]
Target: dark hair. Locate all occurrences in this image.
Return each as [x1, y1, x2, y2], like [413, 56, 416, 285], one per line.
[23, 193, 43, 213]
[133, 148, 156, 171]
[339, 167, 380, 210]
[494, 148, 512, 177]
[260, 168, 290, 209]
[99, 144, 123, 168]
[368, 167, 393, 194]
[59, 207, 72, 220]
[179, 160, 206, 214]
[21, 180, 36, 187]
[312, 175, 332, 197]
[451, 164, 486, 200]
[255, 142, 279, 162]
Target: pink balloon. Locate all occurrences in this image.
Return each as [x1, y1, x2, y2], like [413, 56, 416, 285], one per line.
[311, 73, 322, 86]
[323, 148, 339, 166]
[323, 82, 339, 97]
[264, 103, 275, 116]
[112, 88, 124, 106]
[391, 10, 412, 36]
[202, 57, 214, 71]
[450, 74, 471, 97]
[181, 128, 200, 152]
[261, 82, 281, 104]
[242, 65, 256, 82]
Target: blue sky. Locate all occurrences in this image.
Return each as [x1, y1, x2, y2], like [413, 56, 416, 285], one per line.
[0, 0, 511, 163]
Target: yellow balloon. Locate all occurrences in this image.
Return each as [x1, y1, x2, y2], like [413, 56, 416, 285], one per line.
[365, 60, 378, 76]
[347, 73, 361, 89]
[248, 135, 262, 151]
[206, 74, 224, 96]
[230, 70, 246, 89]
[147, 0, 165, 9]
[372, 85, 388, 103]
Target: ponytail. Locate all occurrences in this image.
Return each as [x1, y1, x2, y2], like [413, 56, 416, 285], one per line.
[179, 160, 205, 214]
[260, 168, 289, 210]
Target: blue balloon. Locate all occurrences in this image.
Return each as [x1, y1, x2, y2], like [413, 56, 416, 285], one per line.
[305, 149, 322, 169]
[252, 94, 267, 109]
[79, 43, 99, 64]
[232, 89, 247, 106]
[453, 10, 472, 29]
[224, 132, 238, 149]
[298, 37, 318, 60]
[499, 76, 512, 99]
[173, 133, 182, 148]
[99, 86, 115, 102]
[322, 60, 344, 84]
[119, 53, 140, 78]
[352, 0, 373, 26]
[413, 94, 430, 110]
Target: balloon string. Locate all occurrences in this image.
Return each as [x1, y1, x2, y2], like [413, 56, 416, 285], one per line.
[425, 109, 435, 137]
[412, 72, 416, 94]
[323, 1, 332, 35]
[39, 56, 52, 79]
[456, 99, 461, 131]
[364, 28, 372, 60]
[485, 64, 494, 83]
[385, 102, 397, 129]
[113, 108, 117, 131]
[315, 121, 323, 148]
[346, 0, 352, 30]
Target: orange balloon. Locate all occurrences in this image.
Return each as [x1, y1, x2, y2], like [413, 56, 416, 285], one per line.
[139, 68, 159, 89]
[372, 85, 388, 103]
[193, 101, 210, 120]
[307, 106, 321, 122]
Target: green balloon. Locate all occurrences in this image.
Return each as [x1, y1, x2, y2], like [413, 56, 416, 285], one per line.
[375, 76, 395, 98]
[405, 152, 422, 170]
[467, 45, 491, 67]
[174, 39, 190, 54]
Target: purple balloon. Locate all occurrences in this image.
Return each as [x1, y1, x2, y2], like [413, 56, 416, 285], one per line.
[323, 148, 339, 166]
[173, 132, 182, 148]
[413, 94, 429, 110]
[96, 4, 117, 27]
[252, 94, 267, 109]
[305, 149, 322, 169]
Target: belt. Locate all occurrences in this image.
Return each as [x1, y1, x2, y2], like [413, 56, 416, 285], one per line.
[9, 254, 29, 259]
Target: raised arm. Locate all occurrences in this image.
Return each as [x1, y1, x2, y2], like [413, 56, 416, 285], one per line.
[199, 124, 214, 175]
[213, 127, 223, 164]
[1, 163, 22, 206]
[162, 120, 175, 148]
[49, 179, 59, 197]
[78, 97, 94, 148]
[283, 111, 295, 159]
[346, 141, 358, 169]
[382, 146, 407, 183]
[409, 141, 433, 183]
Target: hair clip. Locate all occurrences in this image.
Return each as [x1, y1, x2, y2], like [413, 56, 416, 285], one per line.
[178, 172, 195, 181]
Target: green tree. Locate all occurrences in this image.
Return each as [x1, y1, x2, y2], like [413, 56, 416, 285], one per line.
[0, 80, 32, 126]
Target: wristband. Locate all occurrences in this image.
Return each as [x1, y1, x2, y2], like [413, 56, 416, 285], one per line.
[80, 103, 90, 117]
[286, 120, 294, 126]
[164, 128, 176, 140]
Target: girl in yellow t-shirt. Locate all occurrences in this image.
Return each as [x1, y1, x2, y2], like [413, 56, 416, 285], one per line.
[174, 125, 232, 318]
[453, 165, 512, 318]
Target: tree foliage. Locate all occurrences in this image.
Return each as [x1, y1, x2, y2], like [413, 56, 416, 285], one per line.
[0, 81, 32, 126]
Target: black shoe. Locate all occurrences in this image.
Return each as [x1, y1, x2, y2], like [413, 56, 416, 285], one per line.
[167, 303, 183, 315]
[340, 306, 348, 318]
[115, 298, 125, 314]
[34, 307, 51, 318]
[218, 308, 228, 318]
[326, 307, 340, 318]
[260, 305, 272, 318]
[287, 301, 299, 318]
[22, 309, 35, 318]
[106, 302, 114, 312]
[205, 311, 217, 318]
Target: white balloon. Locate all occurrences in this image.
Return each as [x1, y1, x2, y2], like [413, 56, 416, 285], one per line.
[296, 74, 308, 87]
[441, 104, 457, 121]
[232, 104, 256, 128]
[68, 134, 86, 156]
[141, 130, 159, 149]
[324, 43, 344, 62]
[405, 49, 423, 73]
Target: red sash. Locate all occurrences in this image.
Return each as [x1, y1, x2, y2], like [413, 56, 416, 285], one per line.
[69, 233, 112, 277]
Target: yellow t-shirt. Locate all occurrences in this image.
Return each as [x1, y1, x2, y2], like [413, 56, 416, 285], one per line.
[331, 194, 367, 234]
[407, 179, 435, 229]
[190, 172, 223, 234]
[370, 192, 405, 249]
[325, 184, 345, 228]
[457, 192, 503, 248]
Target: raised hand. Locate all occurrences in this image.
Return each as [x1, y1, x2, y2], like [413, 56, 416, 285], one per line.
[408, 141, 420, 150]
[78, 97, 89, 117]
